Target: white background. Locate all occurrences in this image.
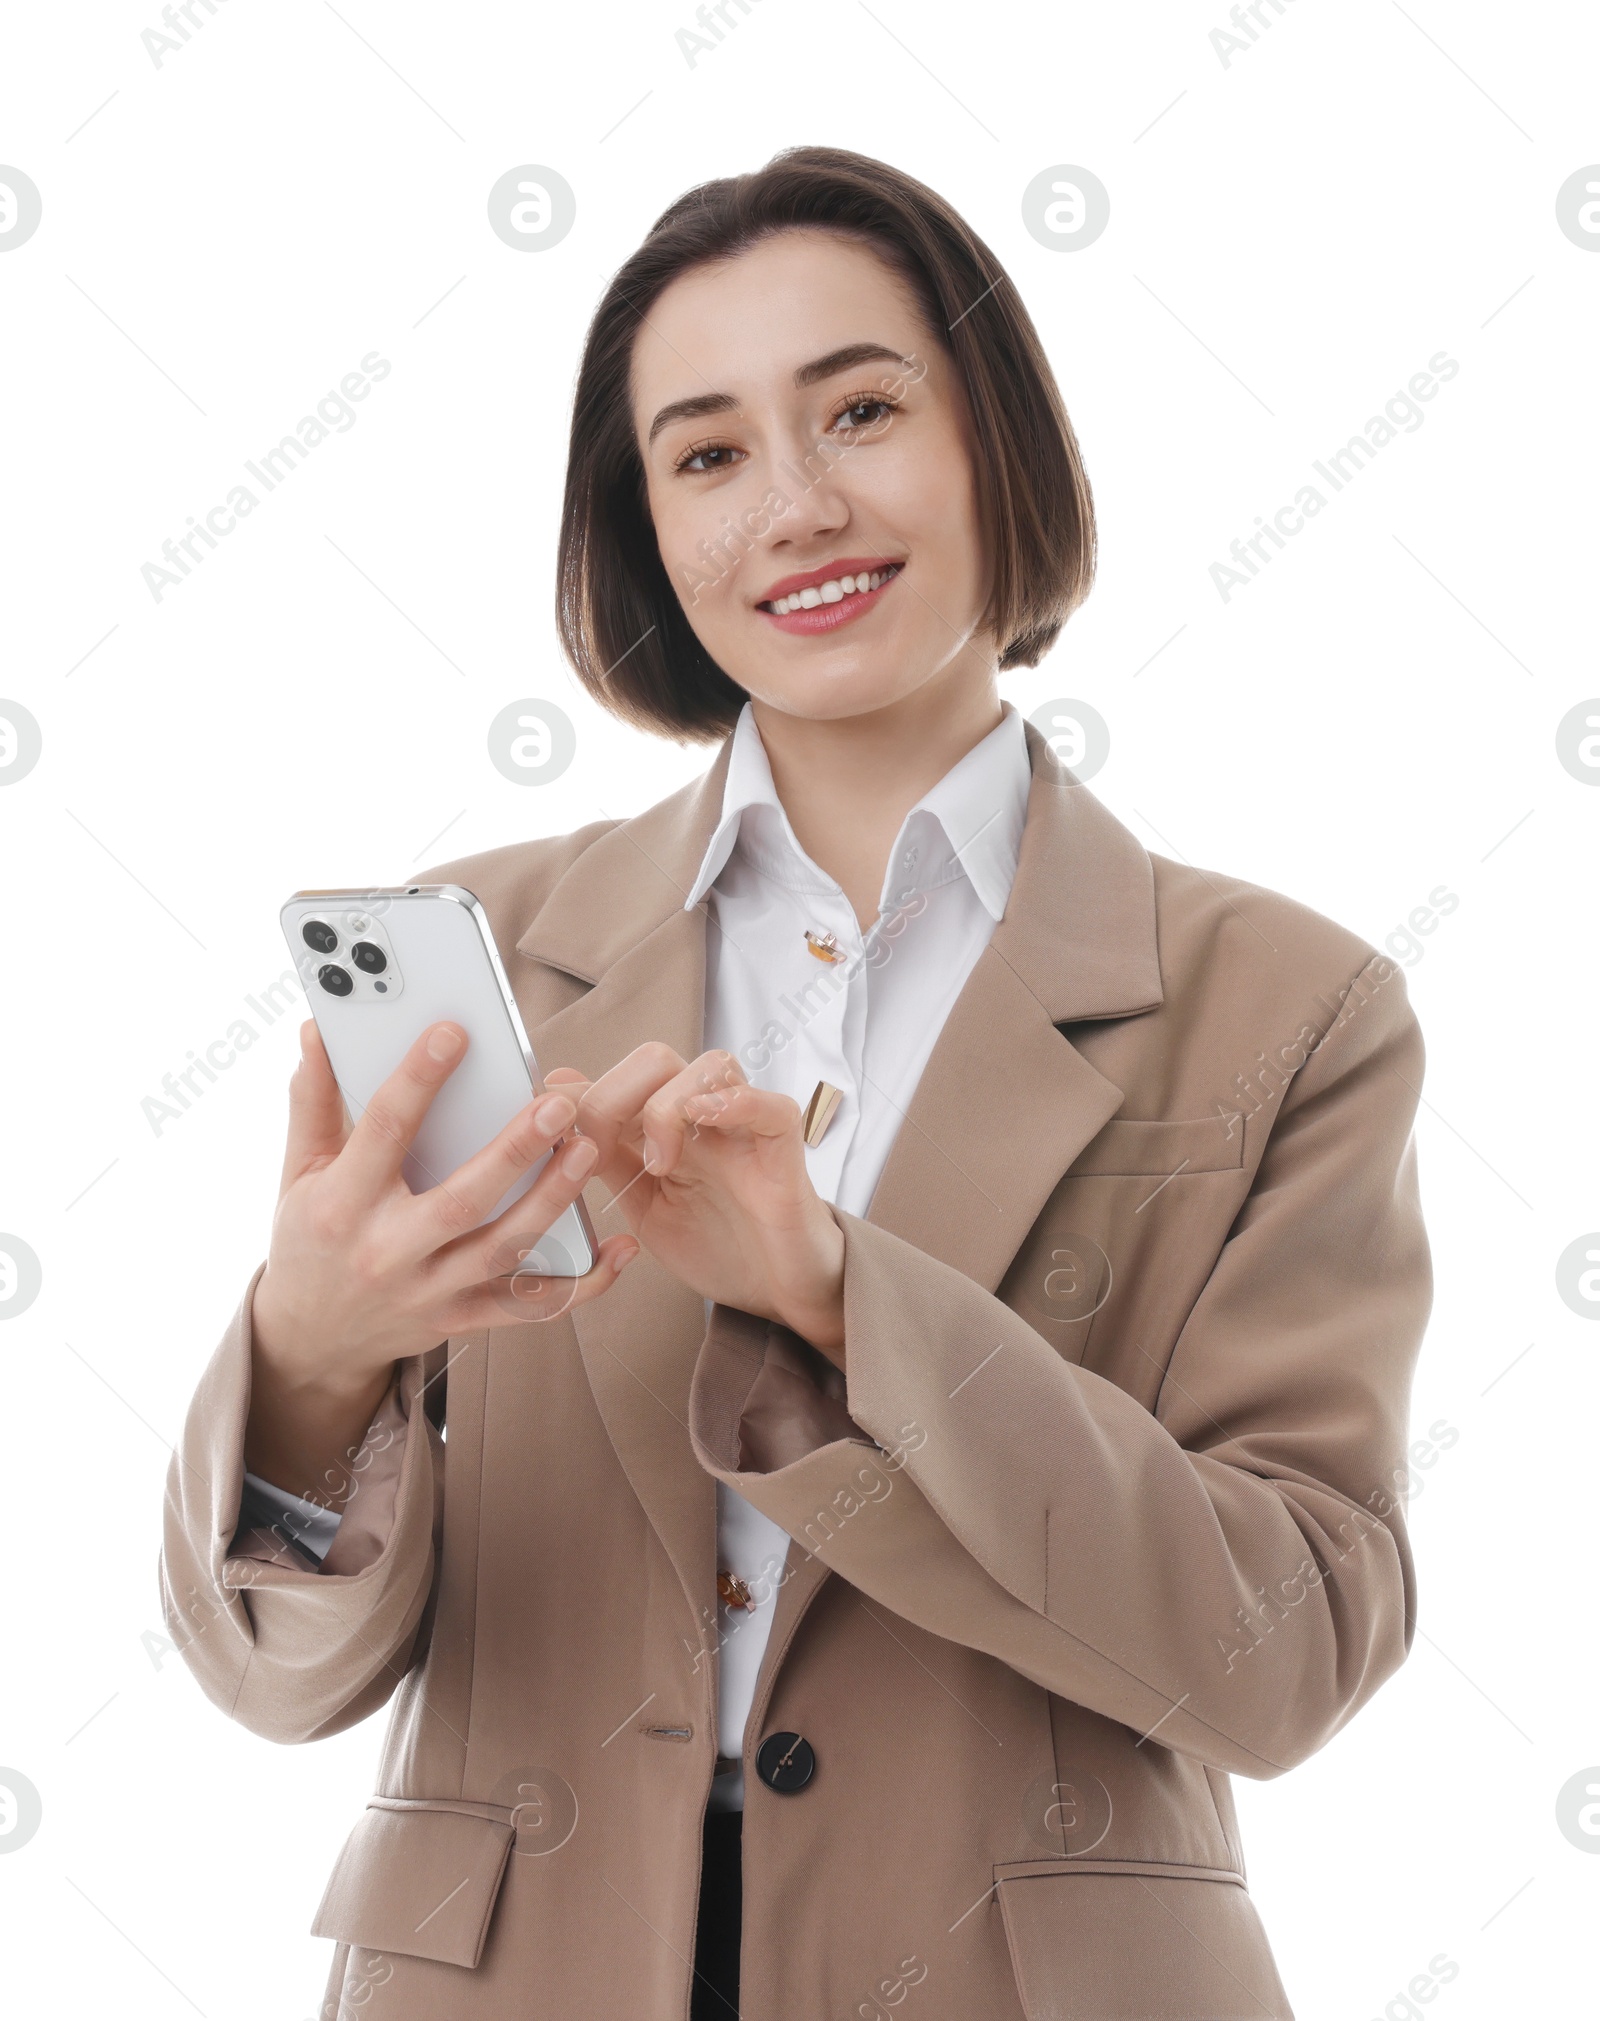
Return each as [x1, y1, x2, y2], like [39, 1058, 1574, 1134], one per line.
[2, 1, 1597, 2014]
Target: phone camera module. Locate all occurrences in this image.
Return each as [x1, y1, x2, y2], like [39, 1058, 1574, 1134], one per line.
[318, 964, 354, 997]
[302, 919, 338, 954]
[350, 941, 388, 975]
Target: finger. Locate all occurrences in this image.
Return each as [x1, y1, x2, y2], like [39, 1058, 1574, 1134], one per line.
[538, 1069, 594, 1123]
[680, 1081, 803, 1142]
[676, 1081, 806, 1184]
[333, 1021, 470, 1201]
[574, 1042, 689, 1168]
[281, 1020, 350, 1186]
[448, 1232, 641, 1331]
[540, 1065, 653, 1212]
[412, 1086, 585, 1248]
[640, 1050, 750, 1173]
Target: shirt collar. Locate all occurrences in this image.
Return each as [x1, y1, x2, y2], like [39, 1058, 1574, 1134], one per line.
[682, 699, 1032, 923]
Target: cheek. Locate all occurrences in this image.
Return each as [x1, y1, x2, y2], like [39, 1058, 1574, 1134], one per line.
[644, 480, 695, 566]
[645, 489, 730, 621]
[876, 421, 981, 553]
[650, 478, 768, 593]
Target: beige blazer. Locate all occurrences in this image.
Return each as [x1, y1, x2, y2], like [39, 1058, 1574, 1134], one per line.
[162, 721, 1431, 2020]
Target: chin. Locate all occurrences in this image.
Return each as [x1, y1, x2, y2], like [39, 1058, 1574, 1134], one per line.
[746, 666, 923, 725]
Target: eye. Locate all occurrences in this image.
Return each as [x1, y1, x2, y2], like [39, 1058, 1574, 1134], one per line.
[830, 393, 899, 434]
[673, 438, 744, 475]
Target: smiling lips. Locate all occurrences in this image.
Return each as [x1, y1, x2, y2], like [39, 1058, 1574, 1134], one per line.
[757, 559, 904, 635]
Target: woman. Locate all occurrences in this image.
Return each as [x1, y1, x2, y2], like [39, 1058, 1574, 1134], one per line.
[164, 146, 1431, 2020]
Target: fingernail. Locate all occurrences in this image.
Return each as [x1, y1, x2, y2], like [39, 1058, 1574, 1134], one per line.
[642, 1134, 663, 1170]
[561, 1138, 598, 1179]
[427, 1025, 463, 1061]
[616, 1242, 639, 1271]
[536, 1094, 576, 1132]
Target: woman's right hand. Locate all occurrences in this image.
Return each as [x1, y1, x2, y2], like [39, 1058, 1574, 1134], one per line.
[243, 1017, 638, 1502]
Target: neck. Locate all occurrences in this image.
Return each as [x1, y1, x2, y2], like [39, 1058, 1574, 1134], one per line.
[750, 663, 1004, 928]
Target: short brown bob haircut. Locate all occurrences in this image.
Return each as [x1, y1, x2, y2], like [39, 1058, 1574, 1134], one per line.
[557, 144, 1096, 744]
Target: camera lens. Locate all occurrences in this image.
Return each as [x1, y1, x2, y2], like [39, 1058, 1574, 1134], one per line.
[318, 964, 353, 997]
[302, 919, 338, 954]
[350, 940, 387, 975]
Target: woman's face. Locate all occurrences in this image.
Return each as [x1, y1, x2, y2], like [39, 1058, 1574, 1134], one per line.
[631, 229, 994, 724]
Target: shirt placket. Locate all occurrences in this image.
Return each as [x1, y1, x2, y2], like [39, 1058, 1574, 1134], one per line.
[789, 882, 862, 1208]
[837, 825, 930, 1205]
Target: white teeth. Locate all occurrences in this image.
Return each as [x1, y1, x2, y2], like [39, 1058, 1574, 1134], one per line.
[766, 565, 898, 613]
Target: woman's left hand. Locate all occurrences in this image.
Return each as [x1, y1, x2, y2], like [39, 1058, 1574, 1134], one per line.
[546, 1044, 846, 1364]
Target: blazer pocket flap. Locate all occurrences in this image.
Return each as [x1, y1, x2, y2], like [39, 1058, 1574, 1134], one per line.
[994, 1863, 1291, 2020]
[1069, 1115, 1244, 1178]
[311, 1802, 514, 1968]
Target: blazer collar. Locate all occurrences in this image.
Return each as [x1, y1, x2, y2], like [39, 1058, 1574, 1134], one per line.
[516, 716, 1162, 1026]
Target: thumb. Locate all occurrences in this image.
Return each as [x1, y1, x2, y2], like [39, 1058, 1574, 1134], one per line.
[281, 1019, 349, 1185]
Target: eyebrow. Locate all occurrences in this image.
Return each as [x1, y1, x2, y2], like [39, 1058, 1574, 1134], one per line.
[645, 342, 911, 448]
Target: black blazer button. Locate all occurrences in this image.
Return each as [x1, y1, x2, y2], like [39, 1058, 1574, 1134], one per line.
[755, 1731, 815, 1793]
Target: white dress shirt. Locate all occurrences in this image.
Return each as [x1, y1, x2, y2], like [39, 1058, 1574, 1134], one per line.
[240, 698, 1034, 1815]
[689, 698, 1031, 1806]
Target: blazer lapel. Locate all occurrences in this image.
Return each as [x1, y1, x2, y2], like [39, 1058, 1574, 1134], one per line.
[507, 741, 734, 1637]
[860, 720, 1163, 1292]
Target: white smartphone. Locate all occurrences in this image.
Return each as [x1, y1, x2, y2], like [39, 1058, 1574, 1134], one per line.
[280, 884, 598, 1276]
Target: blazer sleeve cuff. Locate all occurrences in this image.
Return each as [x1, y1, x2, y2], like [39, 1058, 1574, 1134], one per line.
[690, 1301, 872, 1476]
[229, 1376, 412, 1578]
[690, 1208, 937, 1478]
[161, 1261, 445, 1741]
